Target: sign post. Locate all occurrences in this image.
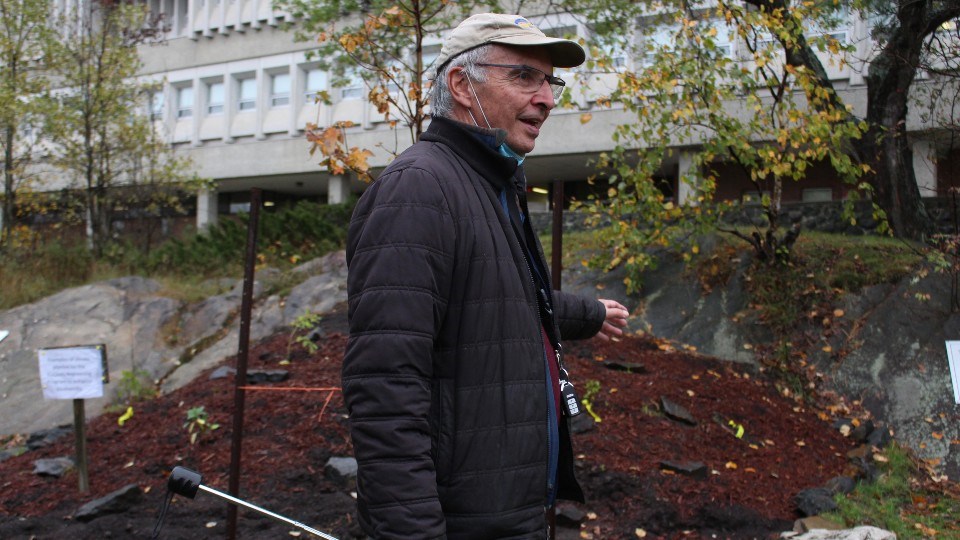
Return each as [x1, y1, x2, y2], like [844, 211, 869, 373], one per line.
[37, 344, 109, 493]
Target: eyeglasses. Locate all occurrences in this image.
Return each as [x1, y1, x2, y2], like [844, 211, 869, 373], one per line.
[475, 63, 566, 100]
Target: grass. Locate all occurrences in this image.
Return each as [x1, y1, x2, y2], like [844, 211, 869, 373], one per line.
[540, 229, 604, 272]
[0, 200, 353, 311]
[726, 229, 922, 335]
[826, 444, 960, 538]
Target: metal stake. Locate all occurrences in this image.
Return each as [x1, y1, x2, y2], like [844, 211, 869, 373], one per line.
[166, 466, 338, 540]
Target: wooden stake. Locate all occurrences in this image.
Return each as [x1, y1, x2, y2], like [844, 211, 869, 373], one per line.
[73, 398, 89, 493]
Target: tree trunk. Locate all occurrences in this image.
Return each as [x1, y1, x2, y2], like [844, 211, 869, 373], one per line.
[2, 126, 15, 247]
[860, 1, 935, 240]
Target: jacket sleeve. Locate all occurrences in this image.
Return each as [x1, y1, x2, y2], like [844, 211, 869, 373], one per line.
[553, 290, 605, 341]
[342, 166, 453, 539]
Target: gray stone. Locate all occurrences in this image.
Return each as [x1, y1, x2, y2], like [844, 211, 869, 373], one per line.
[849, 420, 875, 442]
[209, 366, 237, 380]
[794, 487, 838, 517]
[793, 515, 845, 533]
[569, 412, 597, 434]
[785, 526, 896, 539]
[324, 456, 357, 488]
[659, 460, 707, 479]
[0, 254, 353, 441]
[554, 503, 586, 527]
[73, 484, 142, 522]
[660, 397, 697, 426]
[26, 426, 72, 450]
[246, 369, 289, 384]
[0, 277, 181, 436]
[866, 426, 892, 450]
[601, 361, 647, 373]
[824, 476, 857, 495]
[0, 446, 25, 463]
[33, 457, 75, 477]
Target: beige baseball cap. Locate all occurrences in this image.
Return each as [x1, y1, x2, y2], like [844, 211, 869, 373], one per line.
[433, 13, 586, 72]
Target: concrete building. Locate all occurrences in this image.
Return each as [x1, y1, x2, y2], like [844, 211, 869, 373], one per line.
[133, 2, 957, 230]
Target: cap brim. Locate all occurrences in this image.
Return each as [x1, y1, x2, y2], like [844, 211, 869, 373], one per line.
[491, 35, 586, 68]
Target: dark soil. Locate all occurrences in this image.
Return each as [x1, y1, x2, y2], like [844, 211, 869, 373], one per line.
[0, 304, 863, 539]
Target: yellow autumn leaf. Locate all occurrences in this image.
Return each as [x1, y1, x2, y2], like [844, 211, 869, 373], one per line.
[725, 462, 738, 469]
[580, 113, 593, 124]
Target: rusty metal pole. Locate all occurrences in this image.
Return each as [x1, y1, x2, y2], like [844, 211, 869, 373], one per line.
[551, 180, 564, 291]
[226, 188, 262, 540]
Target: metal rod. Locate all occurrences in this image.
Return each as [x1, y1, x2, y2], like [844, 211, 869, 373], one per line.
[197, 485, 338, 540]
[551, 180, 564, 290]
[227, 187, 263, 539]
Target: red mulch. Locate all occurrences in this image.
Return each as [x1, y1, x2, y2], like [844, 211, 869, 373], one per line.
[0, 306, 862, 539]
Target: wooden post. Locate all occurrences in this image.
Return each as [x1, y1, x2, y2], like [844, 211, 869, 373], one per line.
[73, 398, 89, 493]
[226, 188, 262, 540]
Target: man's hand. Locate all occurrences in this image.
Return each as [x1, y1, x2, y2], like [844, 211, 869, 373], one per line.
[595, 299, 629, 341]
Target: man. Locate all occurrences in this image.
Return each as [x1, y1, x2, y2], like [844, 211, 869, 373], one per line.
[342, 13, 630, 539]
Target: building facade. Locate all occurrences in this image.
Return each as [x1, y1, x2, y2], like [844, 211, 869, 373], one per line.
[133, 2, 955, 230]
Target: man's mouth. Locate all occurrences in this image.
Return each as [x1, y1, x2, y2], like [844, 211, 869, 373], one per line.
[520, 117, 544, 129]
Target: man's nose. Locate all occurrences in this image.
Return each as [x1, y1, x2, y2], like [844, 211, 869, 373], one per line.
[532, 81, 556, 110]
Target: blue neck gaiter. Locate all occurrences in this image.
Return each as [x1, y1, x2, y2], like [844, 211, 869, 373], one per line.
[497, 143, 525, 165]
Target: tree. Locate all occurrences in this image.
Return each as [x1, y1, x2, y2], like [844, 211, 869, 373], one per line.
[558, 0, 960, 290]
[0, 0, 58, 248]
[48, 0, 199, 255]
[853, 0, 960, 239]
[276, 0, 501, 179]
[560, 0, 868, 287]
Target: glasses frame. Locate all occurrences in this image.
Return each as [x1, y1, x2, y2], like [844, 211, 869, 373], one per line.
[475, 63, 566, 100]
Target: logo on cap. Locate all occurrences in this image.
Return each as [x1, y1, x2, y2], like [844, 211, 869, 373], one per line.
[514, 17, 535, 29]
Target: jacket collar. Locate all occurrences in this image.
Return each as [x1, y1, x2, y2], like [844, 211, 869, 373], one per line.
[420, 115, 519, 192]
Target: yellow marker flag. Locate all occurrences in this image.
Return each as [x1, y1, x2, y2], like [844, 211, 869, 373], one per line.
[118, 406, 134, 426]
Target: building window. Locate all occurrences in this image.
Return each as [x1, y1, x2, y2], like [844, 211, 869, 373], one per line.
[802, 188, 833, 202]
[149, 91, 164, 121]
[238, 78, 256, 111]
[207, 81, 224, 115]
[304, 68, 327, 101]
[177, 86, 193, 118]
[271, 73, 290, 107]
[341, 72, 363, 100]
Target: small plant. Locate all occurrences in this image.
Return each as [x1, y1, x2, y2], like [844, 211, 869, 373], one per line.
[183, 406, 220, 444]
[286, 310, 323, 360]
[580, 379, 603, 423]
[109, 369, 157, 412]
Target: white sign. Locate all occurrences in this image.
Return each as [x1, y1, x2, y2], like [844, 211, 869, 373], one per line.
[946, 341, 960, 405]
[0, 330, 8, 343]
[38, 345, 106, 400]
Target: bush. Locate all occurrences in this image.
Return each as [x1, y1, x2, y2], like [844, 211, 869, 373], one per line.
[147, 199, 354, 276]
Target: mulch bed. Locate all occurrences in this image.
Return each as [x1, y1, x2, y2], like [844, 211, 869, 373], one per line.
[0, 306, 863, 539]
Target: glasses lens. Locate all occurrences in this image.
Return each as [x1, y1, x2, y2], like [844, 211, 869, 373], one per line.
[550, 83, 564, 100]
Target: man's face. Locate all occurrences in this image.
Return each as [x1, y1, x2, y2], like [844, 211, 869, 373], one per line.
[469, 45, 557, 154]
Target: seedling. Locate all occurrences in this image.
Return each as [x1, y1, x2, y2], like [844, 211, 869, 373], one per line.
[184, 406, 220, 444]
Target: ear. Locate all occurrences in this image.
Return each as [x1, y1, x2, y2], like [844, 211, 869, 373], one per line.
[447, 67, 475, 111]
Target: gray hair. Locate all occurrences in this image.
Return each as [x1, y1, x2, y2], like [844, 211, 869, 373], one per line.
[429, 45, 492, 118]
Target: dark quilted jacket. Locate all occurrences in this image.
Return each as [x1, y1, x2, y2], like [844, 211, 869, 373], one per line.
[342, 115, 605, 539]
